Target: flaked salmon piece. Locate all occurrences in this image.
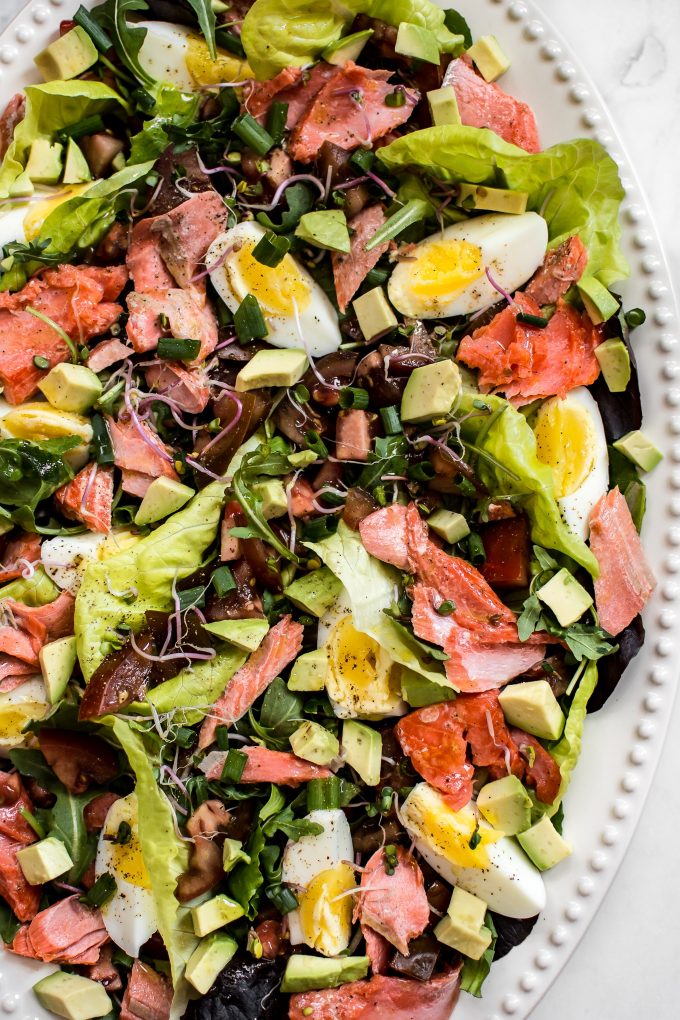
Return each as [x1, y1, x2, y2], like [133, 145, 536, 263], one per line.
[204, 746, 333, 785]
[335, 409, 373, 461]
[457, 293, 602, 406]
[126, 288, 218, 361]
[0, 772, 40, 844]
[0, 837, 42, 920]
[0, 264, 127, 405]
[55, 464, 114, 533]
[0, 624, 39, 666]
[505, 727, 561, 803]
[289, 62, 418, 163]
[443, 57, 540, 152]
[359, 504, 410, 570]
[86, 338, 133, 374]
[454, 690, 525, 777]
[127, 218, 176, 293]
[289, 966, 462, 1020]
[246, 64, 337, 127]
[245, 66, 302, 122]
[525, 236, 589, 305]
[199, 616, 304, 747]
[362, 926, 392, 975]
[151, 192, 229, 290]
[121, 469, 155, 499]
[288, 477, 316, 518]
[84, 943, 122, 991]
[145, 361, 210, 414]
[0, 94, 25, 161]
[332, 205, 389, 313]
[10, 924, 35, 957]
[0, 655, 36, 691]
[353, 846, 429, 955]
[20, 895, 108, 964]
[108, 416, 179, 484]
[120, 960, 172, 1020]
[9, 592, 75, 643]
[589, 487, 655, 636]
[0, 532, 41, 583]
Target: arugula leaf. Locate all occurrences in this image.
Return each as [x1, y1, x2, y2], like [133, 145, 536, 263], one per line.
[256, 183, 315, 234]
[128, 86, 201, 164]
[517, 593, 542, 642]
[533, 546, 560, 573]
[609, 446, 646, 532]
[0, 437, 79, 512]
[0, 901, 20, 945]
[357, 435, 409, 492]
[186, 0, 217, 59]
[537, 616, 617, 661]
[229, 815, 266, 918]
[248, 678, 305, 750]
[92, 0, 153, 86]
[233, 452, 302, 564]
[460, 914, 497, 997]
[444, 8, 473, 48]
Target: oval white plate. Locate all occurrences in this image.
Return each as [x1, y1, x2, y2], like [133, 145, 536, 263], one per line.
[0, 1, 677, 1018]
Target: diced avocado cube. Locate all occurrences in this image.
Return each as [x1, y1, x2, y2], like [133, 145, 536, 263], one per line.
[281, 955, 370, 993]
[17, 836, 73, 885]
[134, 476, 195, 526]
[289, 720, 339, 766]
[39, 363, 102, 413]
[499, 680, 565, 742]
[435, 887, 493, 960]
[477, 775, 533, 835]
[111, 152, 127, 173]
[399, 665, 456, 707]
[288, 449, 318, 468]
[288, 648, 328, 692]
[577, 276, 619, 325]
[34, 26, 99, 81]
[62, 138, 93, 186]
[341, 720, 381, 786]
[252, 478, 288, 519]
[295, 210, 350, 253]
[353, 287, 398, 342]
[594, 338, 631, 393]
[517, 814, 571, 871]
[456, 182, 528, 215]
[39, 635, 77, 704]
[33, 972, 111, 1020]
[284, 567, 343, 618]
[401, 360, 462, 423]
[25, 139, 64, 185]
[426, 86, 461, 126]
[203, 618, 270, 652]
[223, 838, 250, 873]
[427, 508, 470, 544]
[612, 429, 663, 472]
[536, 567, 592, 628]
[186, 933, 238, 995]
[395, 22, 440, 64]
[466, 34, 511, 82]
[9, 172, 34, 198]
[448, 885, 488, 928]
[191, 894, 245, 936]
[321, 29, 373, 65]
[235, 348, 308, 391]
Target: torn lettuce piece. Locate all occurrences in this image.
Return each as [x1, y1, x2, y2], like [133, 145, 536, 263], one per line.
[546, 660, 599, 817]
[146, 646, 248, 725]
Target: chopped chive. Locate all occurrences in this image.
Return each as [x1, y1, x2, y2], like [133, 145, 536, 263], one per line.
[267, 101, 288, 144]
[157, 336, 201, 361]
[234, 293, 268, 343]
[365, 199, 429, 251]
[92, 414, 114, 466]
[307, 777, 340, 811]
[380, 405, 402, 435]
[252, 230, 291, 268]
[215, 28, 246, 57]
[437, 600, 456, 615]
[303, 515, 338, 541]
[304, 430, 329, 457]
[74, 5, 112, 52]
[625, 307, 646, 328]
[350, 148, 375, 172]
[211, 565, 236, 597]
[458, 476, 477, 498]
[174, 726, 197, 749]
[516, 312, 548, 328]
[407, 461, 436, 482]
[114, 821, 132, 845]
[232, 113, 274, 156]
[19, 807, 45, 839]
[221, 748, 248, 783]
[379, 787, 394, 814]
[32, 355, 50, 370]
[385, 88, 406, 108]
[466, 531, 486, 565]
[216, 726, 230, 751]
[177, 586, 206, 612]
[468, 821, 481, 850]
[80, 872, 117, 909]
[57, 115, 105, 143]
[338, 386, 369, 410]
[265, 883, 298, 914]
[25, 306, 78, 363]
[293, 383, 310, 403]
[365, 265, 390, 287]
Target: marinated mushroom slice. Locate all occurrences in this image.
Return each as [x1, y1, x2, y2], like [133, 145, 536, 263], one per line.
[79, 629, 156, 720]
[38, 730, 119, 794]
[176, 800, 232, 903]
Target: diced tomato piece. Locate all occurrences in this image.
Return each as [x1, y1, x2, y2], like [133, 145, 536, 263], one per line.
[480, 516, 531, 589]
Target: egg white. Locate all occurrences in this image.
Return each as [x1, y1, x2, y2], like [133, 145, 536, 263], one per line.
[137, 22, 251, 88]
[41, 533, 108, 595]
[0, 678, 50, 749]
[388, 211, 548, 319]
[206, 222, 342, 358]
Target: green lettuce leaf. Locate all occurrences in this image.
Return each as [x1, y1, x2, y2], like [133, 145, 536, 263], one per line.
[458, 394, 599, 576]
[0, 566, 59, 607]
[0, 436, 79, 510]
[547, 660, 598, 816]
[128, 86, 201, 165]
[108, 718, 197, 1018]
[91, 0, 153, 87]
[0, 80, 128, 199]
[241, 0, 464, 80]
[146, 646, 247, 724]
[378, 126, 628, 287]
[75, 481, 226, 679]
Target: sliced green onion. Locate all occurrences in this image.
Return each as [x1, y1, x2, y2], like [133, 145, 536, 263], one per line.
[338, 386, 369, 410]
[92, 414, 114, 466]
[211, 565, 236, 597]
[304, 430, 329, 457]
[215, 726, 230, 751]
[57, 115, 105, 143]
[234, 293, 268, 343]
[265, 883, 298, 914]
[516, 312, 548, 328]
[221, 748, 248, 783]
[625, 307, 646, 328]
[232, 113, 274, 156]
[19, 807, 45, 839]
[177, 586, 206, 611]
[380, 405, 402, 435]
[365, 265, 390, 287]
[351, 148, 375, 172]
[408, 461, 436, 482]
[174, 726, 197, 749]
[26, 306, 78, 363]
[252, 230, 291, 268]
[157, 336, 201, 361]
[458, 476, 477, 498]
[466, 531, 486, 565]
[293, 383, 310, 403]
[114, 821, 132, 845]
[303, 515, 338, 542]
[437, 600, 456, 616]
[307, 776, 340, 811]
[215, 28, 246, 57]
[80, 873, 117, 909]
[267, 101, 288, 144]
[365, 199, 429, 252]
[74, 5, 112, 52]
[379, 786, 394, 813]
[32, 355, 50, 370]
[385, 88, 406, 108]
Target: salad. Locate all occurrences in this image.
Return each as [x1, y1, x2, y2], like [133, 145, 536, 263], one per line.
[0, 1, 661, 1018]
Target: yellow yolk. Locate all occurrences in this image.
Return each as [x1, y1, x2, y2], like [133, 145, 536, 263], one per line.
[3, 405, 93, 443]
[0, 706, 45, 740]
[404, 797, 501, 870]
[227, 242, 311, 316]
[533, 397, 597, 499]
[105, 833, 152, 890]
[410, 239, 484, 303]
[23, 184, 92, 241]
[186, 34, 252, 85]
[297, 863, 355, 957]
[326, 613, 400, 717]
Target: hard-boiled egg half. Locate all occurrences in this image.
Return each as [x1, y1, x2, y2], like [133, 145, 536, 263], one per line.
[0, 678, 50, 749]
[95, 793, 158, 957]
[206, 222, 342, 357]
[317, 590, 405, 719]
[532, 387, 609, 541]
[282, 808, 356, 957]
[137, 22, 252, 89]
[401, 783, 546, 919]
[42, 529, 140, 595]
[388, 212, 548, 319]
[0, 186, 92, 250]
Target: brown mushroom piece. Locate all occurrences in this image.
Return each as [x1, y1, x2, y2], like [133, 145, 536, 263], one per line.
[302, 351, 359, 408]
[206, 559, 265, 621]
[81, 133, 125, 177]
[342, 487, 379, 530]
[355, 349, 406, 408]
[196, 389, 269, 484]
[79, 630, 156, 721]
[176, 800, 232, 903]
[38, 730, 119, 795]
[273, 393, 326, 446]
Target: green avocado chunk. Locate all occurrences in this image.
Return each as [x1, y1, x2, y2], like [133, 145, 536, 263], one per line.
[321, 29, 373, 65]
[17, 835, 73, 884]
[63, 138, 92, 185]
[134, 476, 195, 526]
[466, 35, 511, 82]
[594, 337, 631, 392]
[235, 348, 308, 391]
[33, 972, 111, 1020]
[289, 720, 339, 765]
[536, 568, 593, 628]
[499, 680, 565, 741]
[395, 22, 440, 64]
[288, 647, 328, 692]
[39, 635, 77, 704]
[25, 138, 63, 185]
[401, 360, 462, 423]
[612, 429, 663, 472]
[186, 933, 238, 995]
[34, 26, 99, 82]
[202, 617, 270, 652]
[517, 814, 572, 871]
[341, 720, 381, 786]
[39, 363, 102, 413]
[477, 775, 533, 834]
[281, 955, 370, 993]
[284, 566, 342, 618]
[295, 210, 350, 253]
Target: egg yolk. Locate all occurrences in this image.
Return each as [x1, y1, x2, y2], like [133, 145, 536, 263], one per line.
[326, 614, 400, 716]
[533, 398, 596, 499]
[410, 239, 484, 304]
[23, 184, 91, 241]
[105, 830, 151, 890]
[297, 863, 355, 957]
[186, 35, 253, 85]
[227, 242, 311, 317]
[3, 405, 92, 442]
[0, 704, 47, 740]
[404, 796, 500, 870]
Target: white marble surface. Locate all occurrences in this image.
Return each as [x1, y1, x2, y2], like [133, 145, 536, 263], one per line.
[0, 1, 678, 1018]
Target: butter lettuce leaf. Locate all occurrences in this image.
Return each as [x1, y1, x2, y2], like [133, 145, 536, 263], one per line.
[0, 566, 59, 607]
[241, 0, 464, 79]
[546, 661, 598, 816]
[75, 481, 226, 679]
[146, 646, 247, 724]
[458, 394, 599, 576]
[378, 126, 628, 286]
[0, 80, 128, 199]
